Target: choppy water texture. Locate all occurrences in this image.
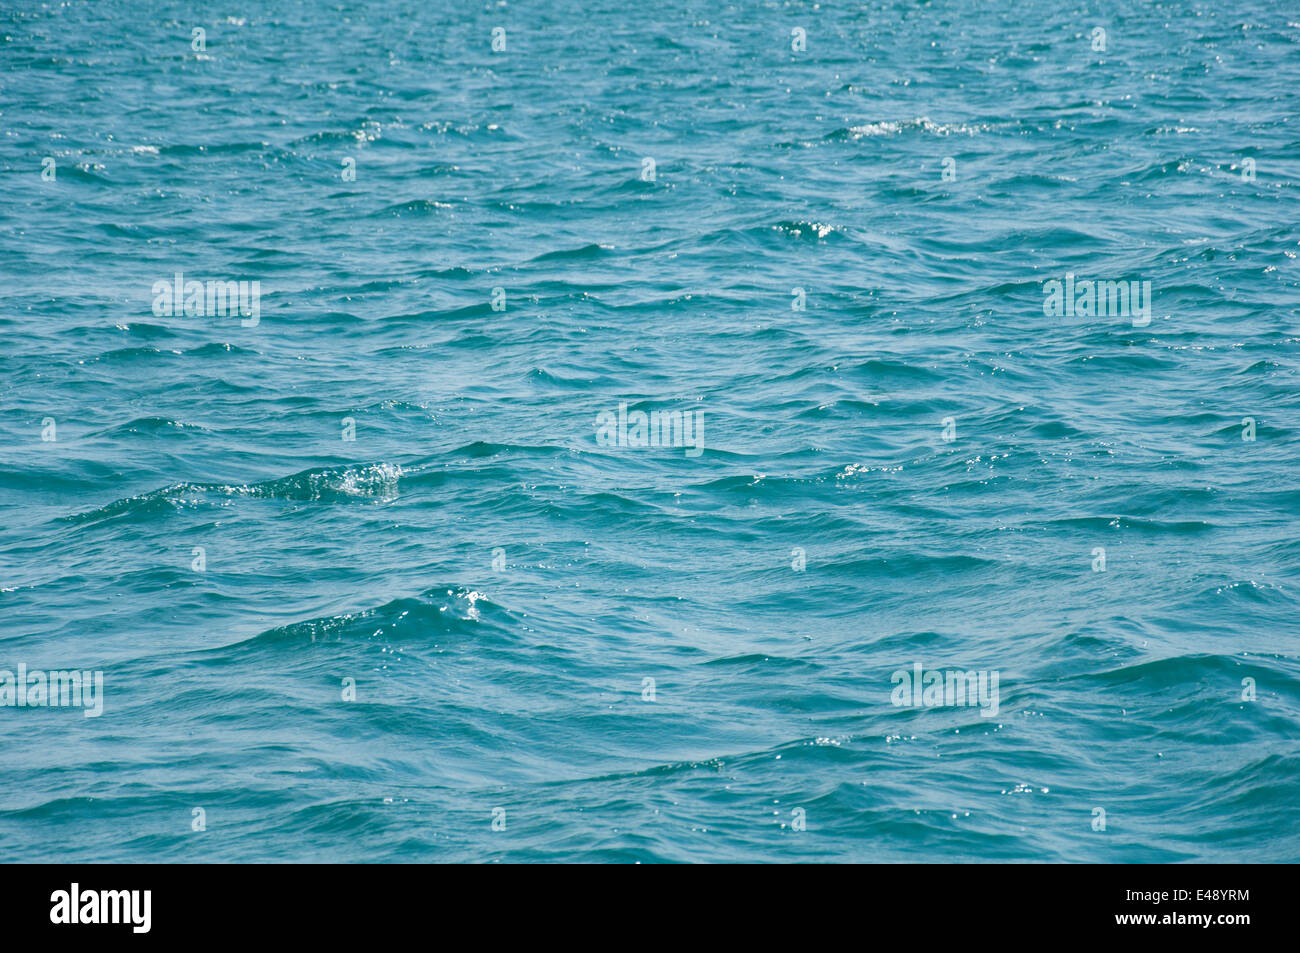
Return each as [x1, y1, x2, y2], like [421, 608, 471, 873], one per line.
[2, 0, 1299, 863]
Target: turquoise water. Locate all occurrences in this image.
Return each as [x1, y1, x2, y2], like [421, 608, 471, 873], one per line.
[2, 0, 1298, 862]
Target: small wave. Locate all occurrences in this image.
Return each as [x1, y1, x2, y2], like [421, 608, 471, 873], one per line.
[66, 462, 405, 525]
